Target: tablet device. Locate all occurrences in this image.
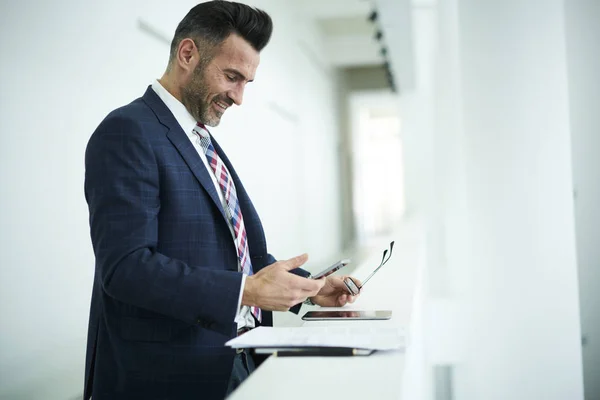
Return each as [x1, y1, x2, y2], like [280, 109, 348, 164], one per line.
[311, 259, 351, 279]
[301, 310, 392, 321]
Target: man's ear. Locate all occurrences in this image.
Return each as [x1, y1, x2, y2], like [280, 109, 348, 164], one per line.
[176, 38, 199, 74]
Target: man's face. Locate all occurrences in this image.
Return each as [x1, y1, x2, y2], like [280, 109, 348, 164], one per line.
[181, 34, 260, 127]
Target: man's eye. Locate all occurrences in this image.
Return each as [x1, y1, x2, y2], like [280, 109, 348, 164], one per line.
[226, 75, 235, 82]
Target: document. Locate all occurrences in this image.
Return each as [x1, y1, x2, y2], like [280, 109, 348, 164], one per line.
[225, 326, 406, 351]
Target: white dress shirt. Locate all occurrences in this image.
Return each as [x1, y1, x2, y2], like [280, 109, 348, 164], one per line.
[151, 80, 255, 330]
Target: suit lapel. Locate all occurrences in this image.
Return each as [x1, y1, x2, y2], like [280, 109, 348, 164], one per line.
[141, 87, 228, 223]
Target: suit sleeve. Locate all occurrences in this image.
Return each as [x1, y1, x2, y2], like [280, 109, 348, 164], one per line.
[85, 114, 241, 335]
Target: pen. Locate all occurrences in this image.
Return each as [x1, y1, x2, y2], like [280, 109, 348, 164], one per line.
[274, 348, 361, 357]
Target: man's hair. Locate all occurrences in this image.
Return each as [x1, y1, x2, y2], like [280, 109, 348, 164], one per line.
[168, 0, 273, 66]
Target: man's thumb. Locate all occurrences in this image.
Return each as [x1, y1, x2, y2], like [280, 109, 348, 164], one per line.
[283, 253, 309, 271]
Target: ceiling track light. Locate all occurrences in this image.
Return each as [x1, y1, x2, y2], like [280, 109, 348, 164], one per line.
[366, 7, 397, 93]
[368, 9, 378, 23]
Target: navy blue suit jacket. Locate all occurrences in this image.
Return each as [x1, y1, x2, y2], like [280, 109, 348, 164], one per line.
[84, 87, 306, 399]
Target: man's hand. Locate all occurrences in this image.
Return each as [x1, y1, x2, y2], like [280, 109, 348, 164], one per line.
[242, 254, 326, 311]
[311, 275, 362, 307]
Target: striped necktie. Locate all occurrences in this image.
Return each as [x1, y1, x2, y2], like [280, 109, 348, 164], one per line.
[192, 123, 261, 322]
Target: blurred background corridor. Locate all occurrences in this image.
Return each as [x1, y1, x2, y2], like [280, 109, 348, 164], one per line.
[1, 0, 598, 399]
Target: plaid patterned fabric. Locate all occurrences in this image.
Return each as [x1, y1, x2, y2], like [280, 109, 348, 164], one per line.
[193, 123, 261, 322]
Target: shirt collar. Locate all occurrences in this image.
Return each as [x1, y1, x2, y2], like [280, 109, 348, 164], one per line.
[151, 79, 207, 137]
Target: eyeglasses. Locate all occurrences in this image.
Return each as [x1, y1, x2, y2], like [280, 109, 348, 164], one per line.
[343, 241, 395, 296]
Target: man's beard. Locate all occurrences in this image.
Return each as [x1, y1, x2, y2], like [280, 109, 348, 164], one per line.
[181, 66, 221, 127]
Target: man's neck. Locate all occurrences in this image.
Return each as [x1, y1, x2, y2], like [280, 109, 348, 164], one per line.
[158, 76, 183, 103]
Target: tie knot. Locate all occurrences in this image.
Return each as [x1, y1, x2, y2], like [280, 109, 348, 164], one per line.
[195, 122, 209, 136]
[194, 122, 210, 138]
[194, 124, 212, 154]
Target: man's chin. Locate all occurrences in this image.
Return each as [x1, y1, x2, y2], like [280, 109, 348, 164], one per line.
[203, 115, 221, 127]
[204, 120, 220, 128]
[202, 110, 222, 127]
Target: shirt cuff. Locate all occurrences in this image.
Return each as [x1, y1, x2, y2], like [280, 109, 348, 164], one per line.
[234, 274, 246, 322]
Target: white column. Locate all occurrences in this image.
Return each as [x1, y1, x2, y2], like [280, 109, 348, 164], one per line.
[443, 0, 584, 399]
[564, 1, 600, 399]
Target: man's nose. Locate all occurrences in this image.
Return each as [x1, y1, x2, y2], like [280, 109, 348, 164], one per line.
[228, 85, 244, 106]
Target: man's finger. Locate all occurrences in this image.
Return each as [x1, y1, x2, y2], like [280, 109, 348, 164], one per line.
[327, 275, 347, 289]
[287, 273, 325, 294]
[281, 253, 309, 271]
[343, 275, 362, 288]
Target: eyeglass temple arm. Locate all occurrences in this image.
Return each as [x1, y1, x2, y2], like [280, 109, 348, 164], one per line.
[357, 241, 395, 289]
[358, 249, 388, 289]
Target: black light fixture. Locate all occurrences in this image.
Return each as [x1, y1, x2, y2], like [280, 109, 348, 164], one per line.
[383, 61, 397, 93]
[367, 7, 398, 93]
[368, 10, 378, 22]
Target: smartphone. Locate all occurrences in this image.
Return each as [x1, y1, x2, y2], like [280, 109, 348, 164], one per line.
[301, 310, 392, 321]
[311, 259, 351, 279]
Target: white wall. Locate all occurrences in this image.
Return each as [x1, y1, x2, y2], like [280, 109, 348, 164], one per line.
[374, 0, 589, 398]
[435, 1, 585, 399]
[0, 1, 342, 398]
[564, 1, 600, 399]
[387, 0, 588, 398]
[395, 6, 436, 222]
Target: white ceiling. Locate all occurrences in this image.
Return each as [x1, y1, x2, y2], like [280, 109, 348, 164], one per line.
[296, 0, 383, 67]
[296, 0, 374, 20]
[296, 0, 434, 90]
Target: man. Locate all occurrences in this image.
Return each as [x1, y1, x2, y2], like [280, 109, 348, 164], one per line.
[84, 1, 360, 399]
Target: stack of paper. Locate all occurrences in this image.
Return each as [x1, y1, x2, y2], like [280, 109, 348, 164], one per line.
[225, 326, 406, 351]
